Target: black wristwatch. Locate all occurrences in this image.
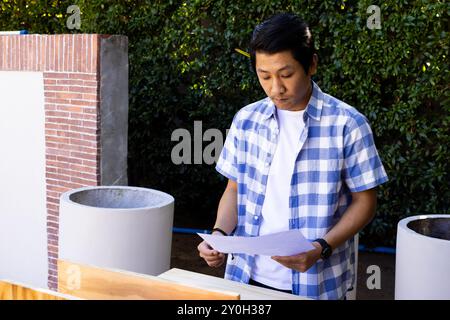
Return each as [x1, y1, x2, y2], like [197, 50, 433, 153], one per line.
[314, 238, 333, 260]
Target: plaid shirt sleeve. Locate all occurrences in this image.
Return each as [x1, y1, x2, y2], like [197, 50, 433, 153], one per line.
[215, 114, 239, 181]
[342, 113, 388, 192]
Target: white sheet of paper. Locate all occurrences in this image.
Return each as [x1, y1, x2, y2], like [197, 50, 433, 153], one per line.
[198, 229, 314, 256]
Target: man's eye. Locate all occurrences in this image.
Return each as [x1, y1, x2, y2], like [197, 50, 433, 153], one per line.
[262, 77, 270, 80]
[281, 74, 293, 78]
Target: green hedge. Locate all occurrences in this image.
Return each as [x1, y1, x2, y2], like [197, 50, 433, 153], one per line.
[1, 0, 448, 246]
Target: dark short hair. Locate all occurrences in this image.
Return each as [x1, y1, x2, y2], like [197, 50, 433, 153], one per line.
[249, 13, 315, 74]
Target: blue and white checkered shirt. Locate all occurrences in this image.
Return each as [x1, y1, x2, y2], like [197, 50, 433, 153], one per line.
[215, 81, 388, 300]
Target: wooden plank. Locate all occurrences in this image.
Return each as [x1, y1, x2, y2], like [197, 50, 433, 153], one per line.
[57, 259, 240, 300]
[158, 268, 309, 300]
[0, 281, 13, 300]
[0, 280, 79, 300]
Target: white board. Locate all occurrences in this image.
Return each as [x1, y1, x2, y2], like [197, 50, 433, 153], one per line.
[0, 71, 47, 288]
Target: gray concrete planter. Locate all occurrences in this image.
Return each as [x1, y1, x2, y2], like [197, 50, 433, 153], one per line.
[395, 214, 450, 299]
[59, 186, 174, 276]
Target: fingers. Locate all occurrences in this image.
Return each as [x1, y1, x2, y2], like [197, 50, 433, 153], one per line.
[197, 241, 225, 267]
[205, 253, 225, 267]
[202, 253, 225, 267]
[271, 256, 290, 269]
[272, 254, 304, 270]
[272, 254, 300, 264]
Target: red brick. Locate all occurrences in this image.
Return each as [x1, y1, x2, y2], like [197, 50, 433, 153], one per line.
[81, 93, 98, 101]
[48, 259, 57, 267]
[92, 36, 98, 73]
[46, 154, 57, 160]
[48, 234, 59, 241]
[44, 79, 57, 85]
[45, 85, 69, 92]
[48, 269, 58, 277]
[70, 99, 98, 107]
[46, 148, 71, 157]
[47, 167, 57, 174]
[45, 98, 71, 104]
[47, 220, 59, 228]
[31, 35, 36, 70]
[44, 91, 56, 98]
[47, 229, 59, 237]
[70, 86, 98, 94]
[46, 202, 59, 210]
[46, 160, 66, 169]
[70, 151, 97, 161]
[69, 125, 97, 135]
[83, 107, 97, 114]
[80, 120, 98, 129]
[45, 104, 57, 111]
[46, 110, 70, 118]
[57, 105, 84, 113]
[48, 244, 58, 253]
[47, 215, 59, 222]
[58, 35, 64, 71]
[80, 34, 86, 72]
[69, 138, 96, 147]
[47, 185, 67, 194]
[46, 198, 59, 206]
[83, 80, 98, 87]
[82, 159, 98, 167]
[55, 92, 83, 100]
[70, 113, 97, 121]
[71, 176, 97, 185]
[44, 72, 71, 79]
[56, 156, 83, 165]
[63, 35, 68, 71]
[45, 122, 67, 130]
[46, 172, 60, 180]
[48, 240, 59, 247]
[46, 136, 70, 144]
[45, 129, 58, 136]
[70, 73, 98, 81]
[69, 163, 97, 173]
[57, 79, 84, 86]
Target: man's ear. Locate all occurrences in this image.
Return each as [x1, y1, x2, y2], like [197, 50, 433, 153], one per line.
[309, 54, 318, 76]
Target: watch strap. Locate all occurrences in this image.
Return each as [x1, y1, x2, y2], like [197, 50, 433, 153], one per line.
[314, 238, 332, 259]
[212, 227, 228, 236]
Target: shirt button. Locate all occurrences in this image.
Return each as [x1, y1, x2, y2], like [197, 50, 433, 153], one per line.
[265, 161, 270, 167]
[253, 215, 259, 221]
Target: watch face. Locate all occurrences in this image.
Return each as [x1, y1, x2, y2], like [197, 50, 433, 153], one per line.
[322, 247, 332, 259]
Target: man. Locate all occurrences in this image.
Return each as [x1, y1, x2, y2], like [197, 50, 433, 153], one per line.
[197, 13, 388, 300]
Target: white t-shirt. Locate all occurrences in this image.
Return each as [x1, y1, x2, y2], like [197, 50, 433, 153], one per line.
[251, 108, 306, 290]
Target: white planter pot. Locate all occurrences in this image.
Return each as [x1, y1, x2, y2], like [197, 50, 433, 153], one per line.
[395, 214, 450, 300]
[59, 186, 174, 276]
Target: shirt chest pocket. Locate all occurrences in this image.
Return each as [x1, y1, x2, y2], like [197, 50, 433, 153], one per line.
[243, 128, 273, 169]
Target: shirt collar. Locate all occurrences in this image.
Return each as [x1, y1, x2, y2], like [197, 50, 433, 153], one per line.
[262, 80, 324, 121]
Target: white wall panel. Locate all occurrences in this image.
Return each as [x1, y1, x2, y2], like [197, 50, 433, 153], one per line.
[0, 71, 47, 288]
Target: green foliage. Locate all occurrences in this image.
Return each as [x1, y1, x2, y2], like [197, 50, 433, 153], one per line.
[1, 0, 448, 246]
[0, 0, 71, 34]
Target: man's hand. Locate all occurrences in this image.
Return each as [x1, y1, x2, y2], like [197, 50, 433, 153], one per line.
[197, 237, 226, 268]
[271, 241, 322, 273]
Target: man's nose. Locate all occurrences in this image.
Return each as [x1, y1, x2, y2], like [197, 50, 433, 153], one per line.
[271, 77, 286, 96]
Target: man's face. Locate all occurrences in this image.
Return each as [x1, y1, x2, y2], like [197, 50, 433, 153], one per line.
[255, 50, 317, 111]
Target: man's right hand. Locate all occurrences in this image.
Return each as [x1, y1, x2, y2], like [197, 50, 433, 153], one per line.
[197, 239, 226, 268]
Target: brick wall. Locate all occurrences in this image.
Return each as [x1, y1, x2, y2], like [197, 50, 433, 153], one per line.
[0, 34, 128, 290]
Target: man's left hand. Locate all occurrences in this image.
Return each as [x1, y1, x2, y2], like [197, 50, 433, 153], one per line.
[271, 241, 322, 273]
